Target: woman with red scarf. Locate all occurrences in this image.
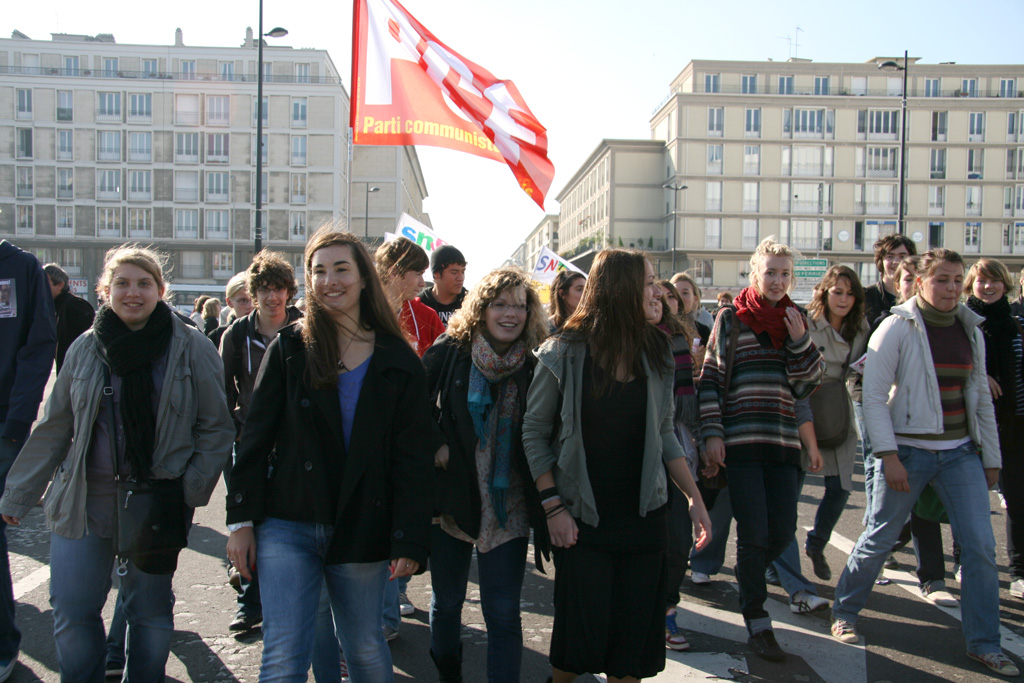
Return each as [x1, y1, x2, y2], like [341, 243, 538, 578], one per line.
[699, 237, 824, 662]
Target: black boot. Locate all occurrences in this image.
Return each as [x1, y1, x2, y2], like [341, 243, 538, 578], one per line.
[430, 644, 463, 683]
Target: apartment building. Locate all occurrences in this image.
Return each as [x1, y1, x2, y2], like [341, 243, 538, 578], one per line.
[0, 28, 361, 306]
[510, 213, 559, 270]
[352, 144, 431, 242]
[554, 57, 1024, 292]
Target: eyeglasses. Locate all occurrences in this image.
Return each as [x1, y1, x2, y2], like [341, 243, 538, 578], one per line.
[488, 301, 528, 314]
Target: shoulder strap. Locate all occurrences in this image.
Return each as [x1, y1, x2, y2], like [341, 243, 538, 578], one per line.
[101, 365, 121, 482]
[231, 316, 248, 369]
[722, 308, 740, 399]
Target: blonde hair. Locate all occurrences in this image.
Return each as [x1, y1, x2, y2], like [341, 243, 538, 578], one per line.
[447, 267, 549, 351]
[748, 236, 801, 294]
[965, 258, 1014, 299]
[203, 298, 221, 318]
[225, 272, 248, 300]
[96, 244, 168, 299]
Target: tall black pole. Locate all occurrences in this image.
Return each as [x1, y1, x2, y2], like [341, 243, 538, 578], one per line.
[898, 49, 908, 235]
[671, 187, 678, 274]
[254, 0, 265, 254]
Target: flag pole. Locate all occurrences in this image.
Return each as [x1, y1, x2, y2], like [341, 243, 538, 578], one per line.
[348, 0, 361, 236]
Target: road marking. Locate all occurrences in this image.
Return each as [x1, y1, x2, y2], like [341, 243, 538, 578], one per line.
[13, 565, 49, 601]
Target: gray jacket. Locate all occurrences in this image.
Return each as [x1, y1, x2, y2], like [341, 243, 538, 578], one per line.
[522, 336, 684, 528]
[0, 315, 234, 538]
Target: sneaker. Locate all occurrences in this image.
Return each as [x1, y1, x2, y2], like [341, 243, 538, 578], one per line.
[953, 563, 962, 584]
[690, 571, 711, 585]
[339, 654, 351, 682]
[383, 625, 399, 642]
[920, 581, 958, 607]
[747, 629, 785, 662]
[831, 618, 860, 644]
[883, 554, 899, 570]
[790, 590, 829, 614]
[968, 651, 1021, 677]
[398, 591, 415, 617]
[229, 610, 262, 632]
[1011, 580, 1024, 599]
[104, 659, 124, 678]
[1000, 493, 1008, 510]
[805, 547, 832, 581]
[0, 655, 16, 683]
[665, 612, 690, 651]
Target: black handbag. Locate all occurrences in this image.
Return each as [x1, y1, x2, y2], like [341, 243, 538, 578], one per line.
[808, 346, 853, 449]
[103, 367, 188, 575]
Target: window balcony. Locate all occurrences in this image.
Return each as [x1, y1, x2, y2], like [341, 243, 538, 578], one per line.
[705, 200, 723, 212]
[291, 118, 307, 129]
[127, 189, 152, 201]
[291, 154, 307, 166]
[208, 152, 229, 164]
[742, 201, 759, 212]
[966, 203, 983, 217]
[867, 168, 897, 179]
[706, 161, 723, 174]
[57, 107, 73, 121]
[16, 185, 33, 199]
[128, 149, 151, 162]
[15, 226, 33, 236]
[96, 111, 121, 123]
[98, 147, 120, 161]
[290, 230, 306, 242]
[175, 151, 199, 164]
[213, 267, 233, 278]
[792, 164, 824, 177]
[174, 111, 199, 125]
[928, 203, 944, 216]
[176, 229, 200, 241]
[290, 193, 306, 204]
[743, 163, 760, 175]
[127, 113, 152, 124]
[97, 228, 121, 238]
[175, 188, 199, 201]
[866, 202, 897, 215]
[57, 187, 74, 199]
[16, 110, 32, 121]
[129, 228, 152, 239]
[930, 169, 947, 180]
[57, 149, 73, 161]
[56, 226, 73, 237]
[180, 264, 204, 277]
[207, 191, 229, 203]
[207, 228, 229, 240]
[207, 113, 230, 126]
[97, 189, 121, 200]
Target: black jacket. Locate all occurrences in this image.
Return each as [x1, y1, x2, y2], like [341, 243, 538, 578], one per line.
[53, 289, 94, 374]
[423, 335, 550, 571]
[226, 325, 435, 567]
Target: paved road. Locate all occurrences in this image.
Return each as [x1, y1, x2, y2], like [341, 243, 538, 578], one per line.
[6, 370, 1024, 681]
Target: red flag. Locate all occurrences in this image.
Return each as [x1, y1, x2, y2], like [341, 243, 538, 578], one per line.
[351, 0, 554, 208]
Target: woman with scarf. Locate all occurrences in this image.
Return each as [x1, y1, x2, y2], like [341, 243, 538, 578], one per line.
[424, 267, 551, 683]
[524, 249, 710, 683]
[0, 245, 233, 681]
[699, 237, 824, 662]
[965, 258, 1024, 599]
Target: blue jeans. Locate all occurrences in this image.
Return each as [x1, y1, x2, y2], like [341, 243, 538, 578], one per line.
[853, 400, 878, 526]
[313, 580, 343, 683]
[383, 573, 411, 631]
[50, 531, 174, 682]
[256, 517, 392, 683]
[728, 460, 800, 634]
[834, 442, 1001, 655]
[429, 526, 528, 683]
[806, 475, 851, 553]
[0, 430, 22, 663]
[689, 485, 732, 576]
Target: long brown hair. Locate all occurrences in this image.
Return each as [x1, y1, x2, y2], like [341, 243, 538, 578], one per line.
[448, 268, 549, 351]
[301, 226, 407, 388]
[562, 249, 671, 395]
[807, 265, 865, 343]
[548, 270, 586, 330]
[656, 278, 696, 345]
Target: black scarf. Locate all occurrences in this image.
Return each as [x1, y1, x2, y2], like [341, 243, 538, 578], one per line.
[966, 295, 1019, 412]
[93, 301, 174, 480]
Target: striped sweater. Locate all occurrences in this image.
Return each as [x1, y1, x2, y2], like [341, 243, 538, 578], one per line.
[699, 308, 825, 464]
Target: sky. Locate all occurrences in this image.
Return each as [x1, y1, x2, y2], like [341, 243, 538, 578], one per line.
[6, 0, 1024, 285]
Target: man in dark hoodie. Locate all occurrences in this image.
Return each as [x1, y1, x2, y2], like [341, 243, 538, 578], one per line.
[42, 264, 95, 374]
[417, 244, 468, 328]
[0, 239, 56, 680]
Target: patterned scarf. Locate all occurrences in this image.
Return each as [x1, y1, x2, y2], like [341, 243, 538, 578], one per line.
[733, 286, 799, 349]
[468, 333, 526, 529]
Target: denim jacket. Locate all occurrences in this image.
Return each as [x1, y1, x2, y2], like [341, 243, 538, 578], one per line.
[522, 335, 684, 528]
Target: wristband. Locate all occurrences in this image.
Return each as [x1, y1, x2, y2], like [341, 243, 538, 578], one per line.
[538, 486, 558, 500]
[541, 495, 561, 506]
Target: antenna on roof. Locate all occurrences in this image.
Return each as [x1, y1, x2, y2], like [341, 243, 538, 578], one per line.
[778, 35, 792, 60]
[794, 25, 804, 59]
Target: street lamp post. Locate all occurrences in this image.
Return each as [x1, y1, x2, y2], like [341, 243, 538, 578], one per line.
[663, 181, 688, 274]
[253, 1, 287, 254]
[879, 51, 909, 235]
[364, 185, 380, 239]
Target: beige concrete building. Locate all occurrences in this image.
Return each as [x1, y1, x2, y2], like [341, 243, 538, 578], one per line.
[352, 145, 431, 241]
[510, 213, 559, 271]
[0, 28, 430, 307]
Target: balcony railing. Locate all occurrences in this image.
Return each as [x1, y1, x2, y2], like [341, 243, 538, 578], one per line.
[865, 202, 897, 215]
[174, 111, 199, 125]
[16, 109, 32, 120]
[207, 191, 229, 202]
[792, 164, 825, 177]
[129, 228, 152, 239]
[930, 168, 947, 179]
[98, 147, 120, 161]
[742, 201, 759, 212]
[175, 152, 200, 163]
[127, 189, 152, 201]
[290, 229, 306, 241]
[207, 113, 230, 126]
[128, 149, 151, 162]
[674, 81, 1024, 98]
[867, 168, 897, 179]
[291, 154, 307, 166]
[207, 229, 229, 240]
[0, 65, 346, 85]
[743, 163, 760, 175]
[98, 228, 121, 238]
[16, 184, 33, 198]
[176, 229, 200, 241]
[208, 152, 229, 163]
[97, 189, 120, 200]
[57, 187, 74, 199]
[56, 226, 73, 237]
[175, 188, 199, 201]
[57, 149, 73, 161]
[96, 110, 121, 123]
[127, 113, 152, 124]
[180, 265, 204, 277]
[966, 204, 983, 217]
[57, 107, 73, 121]
[928, 203, 944, 216]
[706, 161, 723, 174]
[15, 226, 33, 236]
[290, 193, 306, 204]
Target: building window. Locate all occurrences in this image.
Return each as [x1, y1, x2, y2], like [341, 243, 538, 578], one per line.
[57, 207, 74, 237]
[704, 219, 722, 248]
[931, 111, 948, 141]
[17, 128, 33, 158]
[961, 78, 978, 97]
[57, 168, 74, 200]
[778, 75, 794, 95]
[745, 108, 761, 137]
[97, 208, 121, 238]
[175, 171, 200, 202]
[219, 62, 235, 81]
[291, 135, 307, 166]
[207, 133, 230, 163]
[176, 212, 200, 240]
[98, 92, 121, 121]
[180, 252, 204, 279]
[181, 60, 197, 80]
[865, 147, 898, 178]
[16, 206, 34, 236]
[930, 149, 947, 179]
[16, 168, 33, 199]
[742, 219, 759, 249]
[793, 109, 825, 138]
[207, 95, 230, 126]
[129, 132, 152, 162]
[1010, 113, 1020, 142]
[128, 170, 152, 200]
[967, 149, 985, 180]
[97, 131, 121, 161]
[966, 186, 983, 216]
[814, 76, 830, 96]
[743, 145, 760, 175]
[253, 96, 268, 126]
[55, 129, 73, 161]
[262, 61, 273, 82]
[103, 58, 118, 77]
[206, 172, 230, 202]
[1009, 149, 1024, 180]
[693, 259, 713, 286]
[290, 212, 307, 241]
[175, 94, 200, 125]
[291, 98, 307, 128]
[211, 252, 233, 277]
[63, 55, 79, 76]
[705, 182, 723, 212]
[206, 210, 230, 239]
[97, 170, 121, 200]
[964, 223, 981, 253]
[128, 93, 151, 123]
[741, 75, 757, 94]
[142, 59, 158, 77]
[969, 112, 986, 142]
[742, 182, 759, 212]
[295, 63, 311, 83]
[1005, 223, 1024, 253]
[928, 186, 945, 215]
[929, 222, 945, 248]
[1000, 79, 1017, 99]
[706, 144, 723, 174]
[290, 174, 307, 204]
[924, 78, 941, 97]
[129, 209, 152, 238]
[176, 133, 200, 163]
[56, 90, 73, 121]
[868, 110, 899, 139]
[704, 74, 720, 93]
[16, 89, 32, 119]
[707, 108, 723, 137]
